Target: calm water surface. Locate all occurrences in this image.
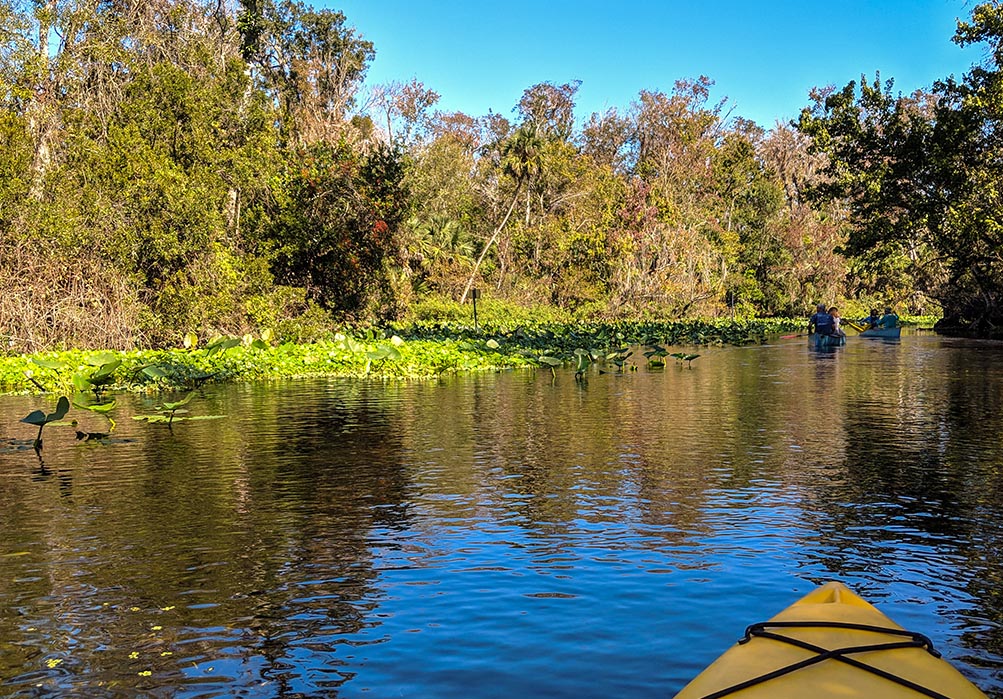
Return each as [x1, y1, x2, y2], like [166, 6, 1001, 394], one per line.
[2, 333, 1003, 698]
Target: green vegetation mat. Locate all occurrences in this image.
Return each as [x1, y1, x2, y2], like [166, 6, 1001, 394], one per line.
[0, 319, 808, 395]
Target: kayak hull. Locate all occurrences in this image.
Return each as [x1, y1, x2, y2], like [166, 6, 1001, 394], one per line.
[674, 582, 987, 698]
[859, 326, 902, 338]
[809, 333, 845, 348]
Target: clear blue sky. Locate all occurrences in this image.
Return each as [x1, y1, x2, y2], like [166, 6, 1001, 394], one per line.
[321, 0, 981, 128]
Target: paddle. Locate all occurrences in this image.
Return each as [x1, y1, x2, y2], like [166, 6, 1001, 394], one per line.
[844, 320, 866, 332]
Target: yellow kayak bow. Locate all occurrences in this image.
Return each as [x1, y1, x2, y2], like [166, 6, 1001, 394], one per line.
[674, 582, 987, 698]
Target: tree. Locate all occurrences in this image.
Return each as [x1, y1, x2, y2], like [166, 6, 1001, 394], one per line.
[516, 80, 580, 142]
[260, 141, 410, 316]
[237, 0, 374, 144]
[580, 107, 633, 172]
[930, 2, 1003, 332]
[796, 76, 941, 306]
[753, 124, 847, 314]
[460, 122, 542, 303]
[371, 77, 440, 146]
[403, 111, 481, 296]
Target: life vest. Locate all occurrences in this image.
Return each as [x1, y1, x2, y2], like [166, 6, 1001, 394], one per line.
[812, 312, 834, 335]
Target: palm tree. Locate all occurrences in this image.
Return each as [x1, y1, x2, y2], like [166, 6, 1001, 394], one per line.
[460, 123, 543, 303]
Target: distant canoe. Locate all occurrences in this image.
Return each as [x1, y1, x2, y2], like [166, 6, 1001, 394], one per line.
[859, 326, 901, 339]
[809, 333, 845, 348]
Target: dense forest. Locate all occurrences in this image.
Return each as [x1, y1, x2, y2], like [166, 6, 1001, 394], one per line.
[3, 0, 1003, 351]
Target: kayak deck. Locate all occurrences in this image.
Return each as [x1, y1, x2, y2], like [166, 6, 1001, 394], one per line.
[674, 582, 987, 698]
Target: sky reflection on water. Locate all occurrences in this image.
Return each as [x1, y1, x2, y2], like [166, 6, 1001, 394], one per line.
[1, 333, 1003, 697]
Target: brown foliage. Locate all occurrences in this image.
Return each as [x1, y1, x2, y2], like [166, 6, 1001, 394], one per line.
[0, 240, 142, 352]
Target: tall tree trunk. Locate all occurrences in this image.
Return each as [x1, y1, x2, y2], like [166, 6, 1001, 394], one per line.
[460, 184, 522, 304]
[225, 187, 241, 237]
[28, 0, 58, 199]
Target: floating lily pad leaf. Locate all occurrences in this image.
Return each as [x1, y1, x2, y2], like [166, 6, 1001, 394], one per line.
[75, 430, 110, 441]
[161, 393, 195, 411]
[134, 414, 224, 423]
[390, 335, 405, 346]
[142, 366, 169, 380]
[31, 358, 67, 371]
[72, 372, 93, 392]
[73, 395, 117, 413]
[367, 345, 402, 361]
[2, 439, 39, 452]
[134, 415, 169, 423]
[91, 360, 121, 380]
[486, 339, 500, 350]
[85, 352, 119, 367]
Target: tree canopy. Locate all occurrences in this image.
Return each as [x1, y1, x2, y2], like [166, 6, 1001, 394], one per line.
[3, 0, 1003, 351]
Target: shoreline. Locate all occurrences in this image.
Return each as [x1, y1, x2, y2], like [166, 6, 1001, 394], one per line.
[0, 319, 813, 396]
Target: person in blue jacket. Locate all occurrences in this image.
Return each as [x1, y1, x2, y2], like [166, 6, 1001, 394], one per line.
[808, 304, 834, 335]
[877, 306, 899, 329]
[859, 308, 880, 328]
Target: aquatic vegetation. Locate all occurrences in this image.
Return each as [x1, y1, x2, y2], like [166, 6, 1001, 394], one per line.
[0, 319, 801, 395]
[134, 392, 206, 426]
[72, 393, 118, 434]
[644, 344, 668, 368]
[72, 354, 122, 399]
[573, 348, 596, 380]
[20, 396, 70, 451]
[606, 348, 633, 372]
[365, 335, 405, 373]
[205, 337, 242, 355]
[537, 355, 563, 378]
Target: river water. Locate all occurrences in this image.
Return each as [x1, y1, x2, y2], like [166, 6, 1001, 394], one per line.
[1, 332, 1003, 698]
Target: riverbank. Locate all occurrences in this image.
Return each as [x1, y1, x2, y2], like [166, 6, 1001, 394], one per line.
[0, 319, 809, 396]
[2, 315, 945, 396]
